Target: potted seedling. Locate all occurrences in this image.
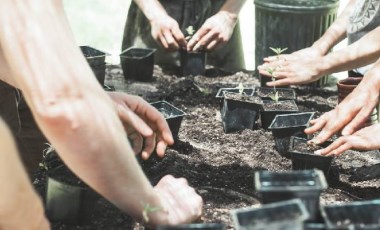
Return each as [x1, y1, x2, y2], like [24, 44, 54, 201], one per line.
[120, 47, 156, 82]
[42, 145, 99, 225]
[255, 87, 296, 101]
[254, 169, 328, 222]
[288, 137, 334, 177]
[231, 199, 309, 230]
[268, 112, 315, 158]
[260, 98, 299, 130]
[321, 199, 380, 229]
[259, 47, 287, 87]
[80, 46, 109, 85]
[220, 83, 263, 133]
[215, 83, 255, 110]
[180, 26, 206, 76]
[157, 223, 225, 230]
[150, 101, 186, 140]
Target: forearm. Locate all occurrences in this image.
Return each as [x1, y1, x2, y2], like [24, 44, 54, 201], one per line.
[133, 0, 168, 22]
[218, 0, 247, 21]
[0, 0, 163, 221]
[311, 0, 356, 55]
[318, 26, 380, 75]
[0, 119, 49, 230]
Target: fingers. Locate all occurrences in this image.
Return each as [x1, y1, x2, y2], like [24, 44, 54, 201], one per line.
[315, 137, 351, 156]
[171, 26, 187, 48]
[128, 132, 143, 154]
[341, 107, 374, 136]
[117, 103, 153, 137]
[141, 133, 156, 160]
[304, 115, 327, 135]
[187, 27, 209, 51]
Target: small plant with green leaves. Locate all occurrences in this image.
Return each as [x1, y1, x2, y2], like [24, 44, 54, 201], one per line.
[141, 202, 164, 223]
[185, 25, 196, 41]
[266, 67, 280, 102]
[237, 82, 245, 95]
[269, 47, 288, 59]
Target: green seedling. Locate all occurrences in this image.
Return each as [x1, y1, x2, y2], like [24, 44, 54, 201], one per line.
[269, 47, 288, 59]
[142, 202, 163, 223]
[185, 25, 195, 41]
[237, 82, 245, 95]
[265, 67, 281, 102]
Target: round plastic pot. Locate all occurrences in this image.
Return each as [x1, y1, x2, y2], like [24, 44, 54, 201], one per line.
[321, 199, 380, 230]
[221, 92, 263, 133]
[231, 199, 309, 230]
[289, 136, 334, 177]
[260, 100, 299, 130]
[46, 174, 98, 225]
[157, 223, 225, 230]
[254, 0, 339, 87]
[120, 47, 156, 82]
[150, 101, 185, 140]
[255, 87, 296, 101]
[180, 49, 206, 76]
[254, 169, 328, 222]
[268, 112, 315, 158]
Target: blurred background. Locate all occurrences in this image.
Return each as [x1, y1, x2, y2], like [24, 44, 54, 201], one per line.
[63, 0, 348, 72]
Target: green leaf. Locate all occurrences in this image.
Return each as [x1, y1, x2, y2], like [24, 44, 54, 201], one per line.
[269, 91, 280, 102]
[186, 26, 195, 36]
[237, 83, 244, 95]
[269, 47, 288, 55]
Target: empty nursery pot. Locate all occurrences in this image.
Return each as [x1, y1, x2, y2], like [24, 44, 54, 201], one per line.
[321, 199, 380, 230]
[268, 112, 315, 158]
[120, 47, 156, 81]
[254, 169, 328, 222]
[255, 87, 296, 101]
[289, 137, 334, 177]
[231, 199, 309, 230]
[80, 46, 108, 85]
[221, 92, 263, 133]
[337, 77, 378, 126]
[180, 49, 206, 76]
[260, 100, 299, 130]
[150, 101, 185, 140]
[157, 223, 225, 230]
[46, 166, 99, 225]
[215, 87, 255, 110]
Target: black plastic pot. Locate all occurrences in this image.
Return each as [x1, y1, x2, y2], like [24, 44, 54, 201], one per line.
[254, 169, 328, 222]
[150, 101, 185, 140]
[321, 199, 380, 230]
[221, 92, 263, 133]
[289, 137, 334, 177]
[120, 47, 156, 82]
[180, 49, 206, 76]
[157, 223, 225, 230]
[231, 199, 309, 230]
[80, 46, 108, 85]
[268, 112, 315, 158]
[46, 167, 98, 225]
[304, 223, 326, 230]
[255, 87, 296, 101]
[260, 100, 299, 130]
[215, 87, 255, 110]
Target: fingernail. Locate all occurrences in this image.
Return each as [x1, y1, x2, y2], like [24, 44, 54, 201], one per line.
[314, 150, 322, 155]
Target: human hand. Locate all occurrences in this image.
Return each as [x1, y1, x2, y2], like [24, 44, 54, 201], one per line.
[187, 11, 237, 52]
[263, 46, 325, 63]
[305, 82, 380, 144]
[150, 14, 187, 51]
[314, 123, 380, 156]
[150, 175, 203, 225]
[108, 92, 174, 159]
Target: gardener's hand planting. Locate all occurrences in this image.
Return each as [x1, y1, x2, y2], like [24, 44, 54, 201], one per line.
[108, 92, 174, 159]
[315, 123, 380, 156]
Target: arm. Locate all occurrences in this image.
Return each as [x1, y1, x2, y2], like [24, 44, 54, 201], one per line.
[305, 57, 380, 146]
[0, 119, 50, 230]
[187, 0, 247, 51]
[132, 0, 186, 51]
[0, 0, 201, 225]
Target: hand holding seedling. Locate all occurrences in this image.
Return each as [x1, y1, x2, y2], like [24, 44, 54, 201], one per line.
[150, 13, 187, 51]
[187, 11, 237, 52]
[108, 92, 174, 159]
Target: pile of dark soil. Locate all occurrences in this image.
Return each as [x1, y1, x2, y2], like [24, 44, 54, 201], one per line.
[32, 65, 380, 230]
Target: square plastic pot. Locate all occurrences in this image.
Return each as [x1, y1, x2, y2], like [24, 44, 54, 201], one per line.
[180, 49, 206, 76]
[321, 199, 380, 230]
[150, 101, 185, 140]
[120, 47, 156, 81]
[221, 92, 263, 133]
[255, 87, 296, 101]
[46, 167, 99, 225]
[304, 223, 326, 230]
[254, 169, 328, 222]
[215, 87, 256, 110]
[268, 112, 315, 158]
[260, 100, 299, 130]
[80, 46, 108, 85]
[157, 223, 225, 230]
[289, 137, 334, 177]
[231, 199, 309, 230]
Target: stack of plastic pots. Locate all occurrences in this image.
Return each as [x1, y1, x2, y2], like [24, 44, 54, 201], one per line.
[80, 46, 108, 86]
[120, 47, 156, 82]
[231, 199, 309, 230]
[254, 169, 328, 222]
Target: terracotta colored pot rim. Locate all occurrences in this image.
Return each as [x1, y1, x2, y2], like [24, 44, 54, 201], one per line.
[337, 77, 362, 88]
